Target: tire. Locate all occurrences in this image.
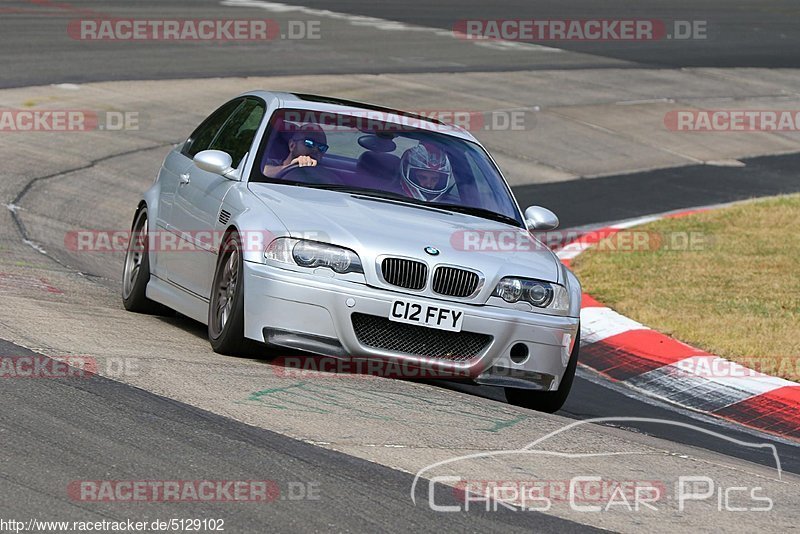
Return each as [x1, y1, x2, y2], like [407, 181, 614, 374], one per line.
[505, 326, 580, 413]
[122, 208, 166, 314]
[208, 231, 247, 354]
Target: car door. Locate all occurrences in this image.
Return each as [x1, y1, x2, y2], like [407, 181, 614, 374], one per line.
[152, 149, 193, 279]
[168, 97, 266, 299]
[160, 98, 242, 293]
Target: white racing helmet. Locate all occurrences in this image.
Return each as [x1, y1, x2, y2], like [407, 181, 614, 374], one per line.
[400, 144, 455, 201]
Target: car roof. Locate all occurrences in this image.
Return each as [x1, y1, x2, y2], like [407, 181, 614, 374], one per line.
[240, 90, 479, 142]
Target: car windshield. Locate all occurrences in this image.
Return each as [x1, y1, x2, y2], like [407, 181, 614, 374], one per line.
[252, 108, 523, 226]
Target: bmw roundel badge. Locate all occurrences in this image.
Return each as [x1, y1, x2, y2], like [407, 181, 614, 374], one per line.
[424, 246, 440, 256]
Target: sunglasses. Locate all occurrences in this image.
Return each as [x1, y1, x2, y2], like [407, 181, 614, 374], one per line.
[302, 138, 329, 153]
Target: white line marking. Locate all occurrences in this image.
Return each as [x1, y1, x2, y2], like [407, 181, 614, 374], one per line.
[555, 241, 592, 260]
[616, 98, 675, 105]
[580, 306, 648, 345]
[52, 83, 81, 90]
[23, 239, 47, 255]
[610, 215, 663, 230]
[705, 159, 746, 167]
[222, 0, 563, 53]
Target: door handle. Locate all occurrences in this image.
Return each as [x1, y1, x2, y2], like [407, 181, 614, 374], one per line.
[179, 172, 191, 185]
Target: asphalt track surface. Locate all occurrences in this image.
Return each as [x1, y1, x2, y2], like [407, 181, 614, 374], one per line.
[2, 0, 800, 88]
[275, 0, 800, 68]
[515, 152, 800, 229]
[3, 1, 800, 532]
[0, 339, 595, 533]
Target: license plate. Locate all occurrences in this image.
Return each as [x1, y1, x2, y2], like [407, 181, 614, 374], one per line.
[388, 300, 464, 332]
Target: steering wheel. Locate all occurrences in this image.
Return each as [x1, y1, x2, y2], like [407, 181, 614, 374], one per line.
[274, 162, 343, 185]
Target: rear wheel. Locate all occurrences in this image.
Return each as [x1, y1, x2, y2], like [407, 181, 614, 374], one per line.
[208, 232, 247, 354]
[122, 208, 164, 314]
[505, 326, 580, 413]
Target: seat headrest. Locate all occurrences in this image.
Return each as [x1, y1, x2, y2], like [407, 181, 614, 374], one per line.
[357, 151, 400, 179]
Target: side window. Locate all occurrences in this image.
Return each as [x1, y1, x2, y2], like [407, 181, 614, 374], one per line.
[208, 98, 266, 168]
[182, 99, 244, 159]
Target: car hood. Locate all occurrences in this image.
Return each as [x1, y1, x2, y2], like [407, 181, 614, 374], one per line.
[249, 183, 561, 284]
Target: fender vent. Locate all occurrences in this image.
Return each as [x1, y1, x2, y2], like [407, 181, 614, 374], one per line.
[218, 209, 231, 225]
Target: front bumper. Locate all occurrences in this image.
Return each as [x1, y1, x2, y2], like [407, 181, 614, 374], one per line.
[243, 262, 580, 391]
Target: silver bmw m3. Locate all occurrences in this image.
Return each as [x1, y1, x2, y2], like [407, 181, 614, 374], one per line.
[122, 91, 582, 412]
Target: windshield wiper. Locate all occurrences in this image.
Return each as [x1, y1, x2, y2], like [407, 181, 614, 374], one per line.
[423, 203, 522, 226]
[298, 183, 411, 199]
[262, 179, 412, 200]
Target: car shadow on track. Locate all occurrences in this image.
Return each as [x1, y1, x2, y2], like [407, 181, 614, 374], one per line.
[147, 312, 548, 409]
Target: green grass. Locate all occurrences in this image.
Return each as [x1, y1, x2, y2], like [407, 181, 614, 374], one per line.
[572, 194, 800, 381]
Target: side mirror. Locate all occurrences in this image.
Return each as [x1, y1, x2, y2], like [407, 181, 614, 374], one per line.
[524, 206, 559, 231]
[194, 150, 237, 179]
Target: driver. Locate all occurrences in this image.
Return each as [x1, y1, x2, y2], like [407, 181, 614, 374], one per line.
[399, 143, 455, 201]
[263, 123, 329, 176]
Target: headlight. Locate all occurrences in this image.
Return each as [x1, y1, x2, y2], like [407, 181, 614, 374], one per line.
[264, 237, 296, 264]
[265, 238, 363, 274]
[492, 277, 569, 312]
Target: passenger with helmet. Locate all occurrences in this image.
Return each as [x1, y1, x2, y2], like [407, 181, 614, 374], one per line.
[399, 143, 456, 202]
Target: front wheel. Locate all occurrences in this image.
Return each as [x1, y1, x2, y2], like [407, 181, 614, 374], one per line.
[505, 326, 580, 413]
[122, 208, 165, 314]
[208, 232, 247, 354]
